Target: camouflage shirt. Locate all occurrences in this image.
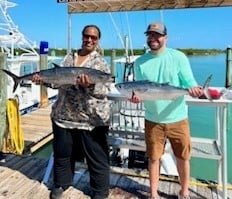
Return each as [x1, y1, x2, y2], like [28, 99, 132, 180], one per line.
[51, 51, 112, 130]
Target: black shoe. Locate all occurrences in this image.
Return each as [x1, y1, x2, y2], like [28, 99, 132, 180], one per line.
[91, 193, 108, 199]
[92, 195, 108, 199]
[0, 152, 6, 163]
[49, 187, 64, 199]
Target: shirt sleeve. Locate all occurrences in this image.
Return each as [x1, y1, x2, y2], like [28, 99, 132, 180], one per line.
[178, 52, 198, 88]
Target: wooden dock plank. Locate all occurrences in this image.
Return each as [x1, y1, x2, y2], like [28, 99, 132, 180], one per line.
[19, 104, 53, 154]
[2, 102, 231, 198]
[0, 154, 232, 199]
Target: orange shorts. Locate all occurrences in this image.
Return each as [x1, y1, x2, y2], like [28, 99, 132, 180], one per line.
[145, 119, 191, 161]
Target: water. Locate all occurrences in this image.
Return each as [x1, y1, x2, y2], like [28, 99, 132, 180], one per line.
[34, 53, 232, 183]
[188, 54, 232, 183]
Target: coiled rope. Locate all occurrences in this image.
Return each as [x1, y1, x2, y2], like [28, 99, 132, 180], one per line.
[5, 98, 24, 155]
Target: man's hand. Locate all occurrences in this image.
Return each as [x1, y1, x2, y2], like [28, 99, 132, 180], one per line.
[129, 93, 142, 103]
[188, 86, 204, 98]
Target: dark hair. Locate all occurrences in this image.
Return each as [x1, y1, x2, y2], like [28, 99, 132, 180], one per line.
[82, 25, 101, 39]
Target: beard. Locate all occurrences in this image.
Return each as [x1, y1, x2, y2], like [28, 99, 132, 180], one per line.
[147, 40, 163, 51]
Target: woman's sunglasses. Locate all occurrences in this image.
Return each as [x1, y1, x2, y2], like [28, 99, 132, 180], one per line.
[83, 34, 98, 41]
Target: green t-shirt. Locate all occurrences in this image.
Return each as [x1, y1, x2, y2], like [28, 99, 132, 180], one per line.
[134, 48, 198, 123]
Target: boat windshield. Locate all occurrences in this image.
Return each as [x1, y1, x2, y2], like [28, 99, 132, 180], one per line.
[20, 62, 38, 76]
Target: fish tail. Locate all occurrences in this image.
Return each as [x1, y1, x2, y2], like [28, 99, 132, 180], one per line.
[1, 69, 21, 93]
[202, 74, 213, 100]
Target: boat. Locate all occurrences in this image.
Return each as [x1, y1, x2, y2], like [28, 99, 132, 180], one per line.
[1, 1, 232, 198]
[59, 2, 232, 199]
[0, 0, 62, 112]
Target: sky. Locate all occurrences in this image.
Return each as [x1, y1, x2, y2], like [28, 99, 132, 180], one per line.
[4, 0, 232, 50]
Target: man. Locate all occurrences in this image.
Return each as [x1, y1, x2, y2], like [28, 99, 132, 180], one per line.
[129, 22, 204, 199]
[33, 25, 111, 199]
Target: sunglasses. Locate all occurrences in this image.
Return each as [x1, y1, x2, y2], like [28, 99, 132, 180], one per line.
[83, 34, 98, 41]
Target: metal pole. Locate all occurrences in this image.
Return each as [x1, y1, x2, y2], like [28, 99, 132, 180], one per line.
[124, 35, 129, 63]
[225, 47, 232, 88]
[0, 53, 7, 150]
[67, 13, 72, 53]
[110, 49, 116, 79]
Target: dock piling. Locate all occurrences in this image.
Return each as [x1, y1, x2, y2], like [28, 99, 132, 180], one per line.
[0, 52, 7, 150]
[39, 41, 49, 107]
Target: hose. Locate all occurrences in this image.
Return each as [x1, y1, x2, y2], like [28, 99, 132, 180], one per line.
[6, 98, 24, 155]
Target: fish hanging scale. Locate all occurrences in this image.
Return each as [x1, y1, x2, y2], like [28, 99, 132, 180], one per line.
[6, 98, 24, 155]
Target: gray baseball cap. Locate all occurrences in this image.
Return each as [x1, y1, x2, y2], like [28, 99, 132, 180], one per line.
[144, 22, 167, 35]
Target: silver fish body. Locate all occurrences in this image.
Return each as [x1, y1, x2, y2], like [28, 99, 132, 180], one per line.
[115, 80, 189, 100]
[115, 74, 212, 101]
[2, 63, 113, 92]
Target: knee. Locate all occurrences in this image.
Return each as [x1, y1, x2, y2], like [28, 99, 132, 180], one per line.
[149, 158, 160, 165]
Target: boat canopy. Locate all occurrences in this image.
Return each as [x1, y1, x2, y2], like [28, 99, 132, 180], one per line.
[58, 0, 232, 52]
[63, 0, 232, 14]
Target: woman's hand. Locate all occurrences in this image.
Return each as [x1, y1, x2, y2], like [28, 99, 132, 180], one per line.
[76, 74, 92, 88]
[32, 74, 43, 85]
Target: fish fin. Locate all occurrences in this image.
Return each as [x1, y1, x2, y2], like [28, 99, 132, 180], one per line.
[202, 74, 213, 100]
[52, 62, 61, 68]
[1, 69, 20, 93]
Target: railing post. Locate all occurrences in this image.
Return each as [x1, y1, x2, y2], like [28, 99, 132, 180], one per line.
[225, 47, 232, 88]
[39, 41, 49, 107]
[0, 53, 7, 150]
[110, 49, 116, 81]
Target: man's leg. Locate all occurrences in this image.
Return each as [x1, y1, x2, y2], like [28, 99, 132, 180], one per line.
[176, 158, 190, 196]
[149, 159, 160, 197]
[145, 120, 166, 198]
[168, 119, 191, 198]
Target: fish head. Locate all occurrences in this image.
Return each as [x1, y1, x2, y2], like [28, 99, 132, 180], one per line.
[115, 82, 123, 92]
[87, 69, 114, 84]
[115, 82, 134, 97]
[97, 72, 114, 83]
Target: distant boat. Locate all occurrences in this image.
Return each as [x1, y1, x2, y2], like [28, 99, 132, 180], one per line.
[0, 0, 62, 111]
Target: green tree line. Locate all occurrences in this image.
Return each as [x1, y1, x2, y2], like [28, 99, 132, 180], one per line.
[48, 48, 225, 56]
[14, 48, 225, 57]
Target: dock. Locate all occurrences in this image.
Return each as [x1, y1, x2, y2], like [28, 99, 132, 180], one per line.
[1, 153, 232, 199]
[0, 102, 231, 198]
[20, 104, 53, 154]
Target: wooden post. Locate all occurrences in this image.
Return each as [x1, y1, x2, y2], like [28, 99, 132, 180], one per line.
[39, 41, 49, 107]
[110, 49, 116, 80]
[0, 53, 7, 150]
[225, 47, 232, 88]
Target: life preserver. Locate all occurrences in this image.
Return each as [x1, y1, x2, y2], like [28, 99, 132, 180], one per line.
[6, 98, 24, 155]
